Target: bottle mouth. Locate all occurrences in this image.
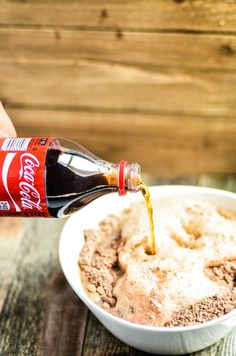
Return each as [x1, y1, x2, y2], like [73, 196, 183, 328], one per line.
[118, 160, 141, 195]
[118, 160, 127, 196]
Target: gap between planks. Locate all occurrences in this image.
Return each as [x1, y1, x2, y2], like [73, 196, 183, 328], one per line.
[6, 108, 236, 177]
[1, 0, 236, 33]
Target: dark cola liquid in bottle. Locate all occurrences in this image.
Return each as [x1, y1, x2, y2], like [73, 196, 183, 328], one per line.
[0, 137, 141, 218]
[46, 138, 141, 217]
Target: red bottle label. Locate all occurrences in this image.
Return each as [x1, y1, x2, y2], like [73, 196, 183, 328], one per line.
[0, 137, 52, 217]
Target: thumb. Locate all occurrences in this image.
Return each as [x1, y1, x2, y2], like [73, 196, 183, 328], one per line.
[0, 102, 17, 137]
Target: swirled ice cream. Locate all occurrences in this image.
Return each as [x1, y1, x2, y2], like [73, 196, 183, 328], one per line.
[79, 197, 236, 326]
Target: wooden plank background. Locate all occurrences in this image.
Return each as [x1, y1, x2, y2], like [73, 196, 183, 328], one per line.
[0, 0, 236, 176]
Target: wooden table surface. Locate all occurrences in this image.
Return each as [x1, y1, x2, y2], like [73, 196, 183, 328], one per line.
[0, 176, 235, 356]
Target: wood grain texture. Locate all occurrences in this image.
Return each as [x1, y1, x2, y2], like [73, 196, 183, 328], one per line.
[0, 218, 65, 355]
[190, 328, 236, 356]
[82, 312, 131, 356]
[1, 0, 236, 33]
[0, 218, 23, 311]
[1, 62, 236, 117]
[37, 271, 88, 356]
[0, 2, 236, 177]
[1, 29, 236, 71]
[7, 108, 236, 176]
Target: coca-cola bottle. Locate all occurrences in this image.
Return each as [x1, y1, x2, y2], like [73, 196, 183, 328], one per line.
[0, 137, 141, 217]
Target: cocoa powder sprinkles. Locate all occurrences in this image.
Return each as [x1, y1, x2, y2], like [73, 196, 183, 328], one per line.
[205, 259, 236, 288]
[165, 289, 236, 327]
[165, 259, 236, 326]
[79, 215, 121, 309]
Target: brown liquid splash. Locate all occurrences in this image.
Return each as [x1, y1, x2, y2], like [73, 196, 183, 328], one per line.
[139, 181, 156, 255]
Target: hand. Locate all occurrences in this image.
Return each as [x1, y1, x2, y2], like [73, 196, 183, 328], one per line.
[0, 102, 16, 137]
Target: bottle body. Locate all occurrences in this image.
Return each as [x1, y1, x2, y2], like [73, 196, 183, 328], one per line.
[46, 138, 119, 217]
[0, 137, 141, 218]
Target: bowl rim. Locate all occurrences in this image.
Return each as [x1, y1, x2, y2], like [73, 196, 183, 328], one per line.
[59, 185, 236, 333]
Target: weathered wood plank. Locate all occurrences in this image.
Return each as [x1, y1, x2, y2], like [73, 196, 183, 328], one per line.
[0, 29, 236, 70]
[0, 218, 23, 268]
[1, 0, 236, 33]
[1, 62, 236, 117]
[82, 312, 132, 356]
[191, 328, 236, 356]
[0, 218, 23, 311]
[37, 271, 88, 356]
[0, 219, 65, 355]
[6, 108, 236, 176]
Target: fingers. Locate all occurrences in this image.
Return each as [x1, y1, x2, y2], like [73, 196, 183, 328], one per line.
[0, 102, 17, 137]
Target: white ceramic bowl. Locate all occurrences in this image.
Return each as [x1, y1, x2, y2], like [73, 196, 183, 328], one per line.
[59, 186, 236, 355]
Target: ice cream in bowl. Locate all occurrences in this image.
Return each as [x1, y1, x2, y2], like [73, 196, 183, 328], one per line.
[59, 185, 236, 355]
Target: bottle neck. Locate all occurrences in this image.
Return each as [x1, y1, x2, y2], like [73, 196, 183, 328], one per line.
[107, 160, 142, 195]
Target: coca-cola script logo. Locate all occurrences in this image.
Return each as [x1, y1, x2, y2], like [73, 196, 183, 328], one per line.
[19, 153, 43, 211]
